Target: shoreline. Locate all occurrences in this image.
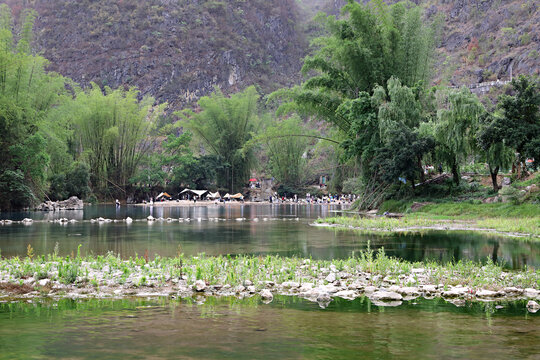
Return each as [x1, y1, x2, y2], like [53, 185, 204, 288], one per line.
[133, 200, 351, 207]
[1, 253, 538, 311]
[312, 222, 540, 239]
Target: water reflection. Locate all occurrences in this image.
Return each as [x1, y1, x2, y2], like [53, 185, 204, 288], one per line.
[0, 297, 537, 359]
[0, 205, 539, 269]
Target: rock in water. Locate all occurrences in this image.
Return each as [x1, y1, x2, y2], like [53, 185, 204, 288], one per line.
[260, 289, 273, 302]
[194, 280, 206, 292]
[527, 300, 540, 313]
[147, 215, 155, 221]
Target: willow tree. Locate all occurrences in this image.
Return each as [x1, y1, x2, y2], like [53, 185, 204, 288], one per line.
[0, 6, 69, 210]
[66, 84, 164, 196]
[180, 86, 261, 192]
[477, 114, 514, 191]
[421, 87, 484, 185]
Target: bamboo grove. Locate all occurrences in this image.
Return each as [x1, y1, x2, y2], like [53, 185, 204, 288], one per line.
[0, 1, 539, 210]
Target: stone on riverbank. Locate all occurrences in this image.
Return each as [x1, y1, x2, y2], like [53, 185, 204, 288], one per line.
[371, 291, 403, 302]
[194, 280, 206, 292]
[36, 196, 83, 211]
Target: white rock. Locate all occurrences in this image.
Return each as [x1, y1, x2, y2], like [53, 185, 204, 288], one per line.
[299, 283, 314, 293]
[125, 217, 133, 223]
[247, 286, 256, 294]
[524, 288, 539, 299]
[421, 285, 437, 294]
[325, 272, 336, 283]
[502, 287, 522, 295]
[194, 280, 206, 292]
[316, 292, 331, 302]
[260, 289, 273, 301]
[476, 289, 500, 298]
[281, 281, 300, 289]
[398, 287, 420, 297]
[334, 290, 356, 300]
[371, 290, 403, 302]
[526, 300, 539, 313]
[38, 279, 50, 287]
[147, 215, 155, 221]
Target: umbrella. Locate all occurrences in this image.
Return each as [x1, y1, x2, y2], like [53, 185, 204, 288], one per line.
[249, 178, 257, 182]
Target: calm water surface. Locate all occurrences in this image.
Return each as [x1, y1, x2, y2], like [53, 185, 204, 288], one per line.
[0, 204, 538, 269]
[0, 296, 538, 359]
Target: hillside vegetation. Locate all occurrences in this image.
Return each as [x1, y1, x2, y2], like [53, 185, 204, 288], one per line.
[3, 0, 538, 106]
[4, 0, 305, 108]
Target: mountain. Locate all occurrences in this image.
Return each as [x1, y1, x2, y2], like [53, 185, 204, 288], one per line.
[3, 0, 539, 108]
[4, 0, 305, 108]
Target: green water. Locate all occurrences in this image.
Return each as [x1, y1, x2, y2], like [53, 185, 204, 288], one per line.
[1, 204, 539, 358]
[0, 204, 539, 269]
[0, 296, 538, 359]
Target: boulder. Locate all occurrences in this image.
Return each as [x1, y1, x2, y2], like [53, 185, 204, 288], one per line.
[371, 290, 403, 302]
[35, 196, 83, 211]
[325, 272, 336, 283]
[260, 289, 273, 302]
[334, 290, 356, 300]
[476, 289, 500, 298]
[526, 300, 540, 313]
[193, 280, 206, 292]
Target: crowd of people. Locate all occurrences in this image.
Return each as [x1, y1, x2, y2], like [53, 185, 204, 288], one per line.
[268, 193, 355, 205]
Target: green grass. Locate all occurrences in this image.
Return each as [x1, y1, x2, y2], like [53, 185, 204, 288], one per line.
[413, 202, 540, 218]
[319, 210, 540, 237]
[0, 249, 538, 292]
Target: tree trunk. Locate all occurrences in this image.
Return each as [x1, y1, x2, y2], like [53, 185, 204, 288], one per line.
[451, 161, 460, 185]
[418, 157, 425, 183]
[489, 165, 499, 191]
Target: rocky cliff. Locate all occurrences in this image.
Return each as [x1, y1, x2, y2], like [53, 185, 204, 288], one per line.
[5, 0, 304, 108]
[3, 0, 539, 108]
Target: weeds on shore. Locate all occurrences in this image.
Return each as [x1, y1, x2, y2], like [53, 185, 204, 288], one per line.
[0, 244, 538, 291]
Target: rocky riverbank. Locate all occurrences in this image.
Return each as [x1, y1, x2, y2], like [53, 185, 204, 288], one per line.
[0, 253, 538, 312]
[35, 196, 83, 211]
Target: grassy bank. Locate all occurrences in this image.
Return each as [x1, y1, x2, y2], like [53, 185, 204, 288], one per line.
[320, 201, 540, 237]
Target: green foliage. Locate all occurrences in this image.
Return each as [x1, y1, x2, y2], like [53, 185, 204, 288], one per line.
[180, 86, 262, 192]
[493, 75, 540, 167]
[421, 87, 485, 184]
[48, 162, 91, 200]
[259, 116, 312, 187]
[0, 6, 69, 210]
[63, 84, 165, 196]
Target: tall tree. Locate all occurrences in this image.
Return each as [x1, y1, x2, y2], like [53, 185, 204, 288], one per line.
[270, 0, 437, 188]
[259, 116, 312, 188]
[425, 87, 484, 185]
[477, 113, 514, 191]
[180, 86, 262, 192]
[0, 6, 69, 210]
[492, 75, 540, 174]
[65, 84, 164, 196]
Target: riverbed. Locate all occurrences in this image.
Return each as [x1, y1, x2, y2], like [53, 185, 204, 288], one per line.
[0, 204, 539, 358]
